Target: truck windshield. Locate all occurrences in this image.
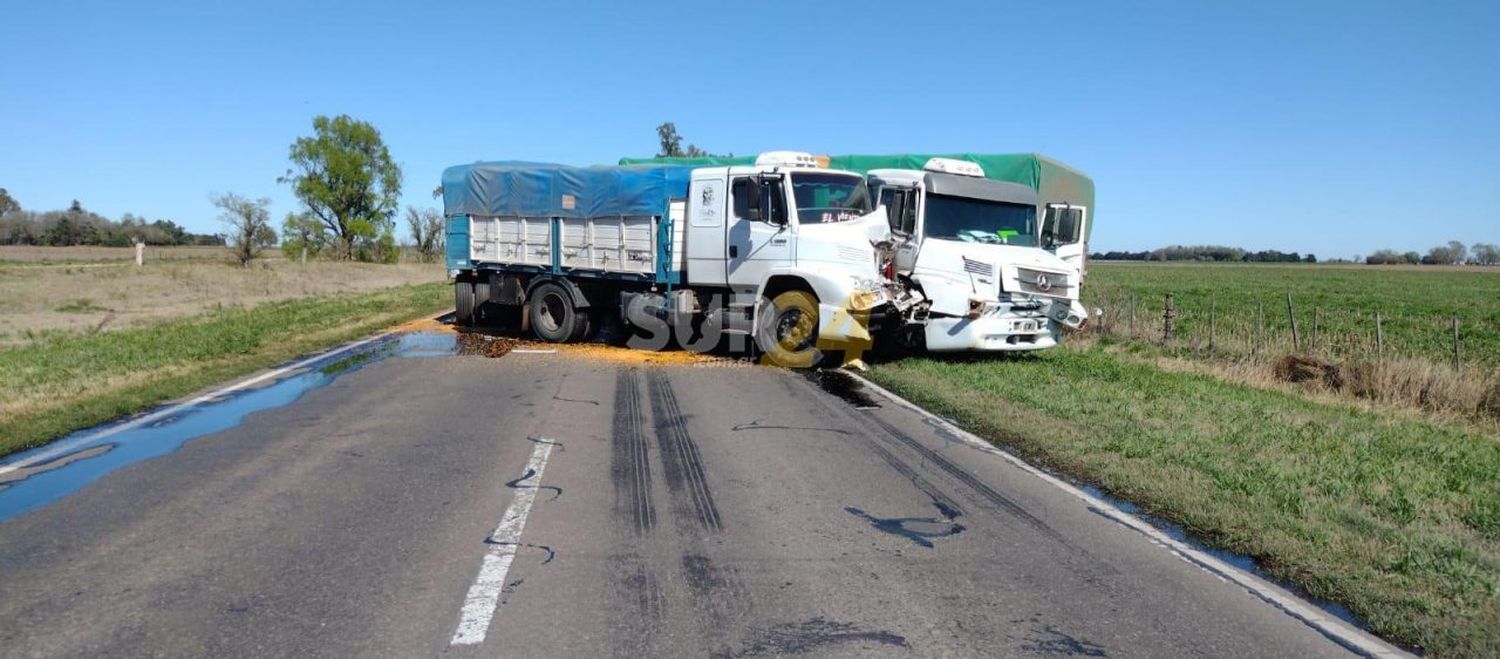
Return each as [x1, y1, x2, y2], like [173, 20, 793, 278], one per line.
[923, 194, 1037, 246]
[790, 173, 871, 224]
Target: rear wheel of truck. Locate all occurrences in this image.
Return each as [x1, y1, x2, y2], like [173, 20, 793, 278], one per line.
[757, 289, 820, 368]
[454, 281, 476, 326]
[530, 282, 581, 343]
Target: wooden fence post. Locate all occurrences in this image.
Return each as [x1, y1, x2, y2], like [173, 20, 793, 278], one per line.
[1285, 291, 1299, 352]
[1162, 293, 1175, 343]
[1452, 316, 1461, 369]
[1311, 308, 1320, 354]
[1129, 294, 1136, 340]
[1208, 296, 1216, 352]
[1256, 304, 1265, 354]
[1375, 312, 1384, 362]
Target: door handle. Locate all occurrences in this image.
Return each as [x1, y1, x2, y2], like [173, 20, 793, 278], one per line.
[729, 245, 739, 258]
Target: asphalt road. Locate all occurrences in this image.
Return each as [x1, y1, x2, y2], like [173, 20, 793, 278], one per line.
[0, 330, 1384, 657]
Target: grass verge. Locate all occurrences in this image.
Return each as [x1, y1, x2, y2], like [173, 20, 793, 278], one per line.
[0, 282, 449, 458]
[868, 346, 1499, 657]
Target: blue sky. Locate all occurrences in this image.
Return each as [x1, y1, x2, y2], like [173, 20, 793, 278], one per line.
[2, 0, 1496, 257]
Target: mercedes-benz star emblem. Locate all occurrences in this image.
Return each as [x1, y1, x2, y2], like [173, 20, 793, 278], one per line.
[1035, 274, 1052, 292]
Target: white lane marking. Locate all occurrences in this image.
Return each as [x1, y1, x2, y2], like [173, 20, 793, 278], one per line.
[0, 330, 400, 477]
[450, 439, 555, 646]
[510, 349, 557, 354]
[844, 373, 1407, 658]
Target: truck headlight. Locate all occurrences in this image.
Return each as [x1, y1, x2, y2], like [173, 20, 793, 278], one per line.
[847, 276, 888, 309]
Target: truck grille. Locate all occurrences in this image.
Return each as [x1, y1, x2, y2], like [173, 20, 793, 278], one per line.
[1016, 268, 1070, 297]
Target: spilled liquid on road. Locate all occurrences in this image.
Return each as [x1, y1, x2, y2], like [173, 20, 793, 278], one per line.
[0, 331, 461, 523]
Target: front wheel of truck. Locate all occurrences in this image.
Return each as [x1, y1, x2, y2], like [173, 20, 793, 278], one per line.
[529, 281, 581, 343]
[756, 289, 821, 368]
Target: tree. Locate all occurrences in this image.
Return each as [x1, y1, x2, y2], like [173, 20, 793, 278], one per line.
[0, 188, 18, 216]
[280, 115, 403, 261]
[1472, 243, 1500, 266]
[281, 211, 326, 263]
[656, 122, 683, 157]
[405, 207, 445, 262]
[1426, 240, 1467, 265]
[655, 121, 712, 158]
[212, 193, 273, 266]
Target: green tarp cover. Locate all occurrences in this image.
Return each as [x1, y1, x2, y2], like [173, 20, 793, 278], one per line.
[618, 153, 1094, 240]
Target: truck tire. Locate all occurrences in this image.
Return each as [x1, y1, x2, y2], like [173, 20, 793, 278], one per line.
[529, 281, 580, 343]
[758, 289, 820, 368]
[455, 281, 476, 326]
[570, 311, 596, 342]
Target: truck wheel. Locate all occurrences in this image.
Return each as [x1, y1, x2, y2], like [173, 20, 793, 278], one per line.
[454, 281, 476, 326]
[758, 290, 820, 368]
[570, 311, 597, 342]
[529, 282, 580, 343]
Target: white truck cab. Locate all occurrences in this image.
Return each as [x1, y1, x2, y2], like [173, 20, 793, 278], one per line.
[869, 158, 1089, 352]
[686, 152, 890, 360]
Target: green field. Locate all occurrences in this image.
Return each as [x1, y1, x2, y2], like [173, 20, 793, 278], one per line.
[1084, 263, 1500, 366]
[871, 347, 1500, 657]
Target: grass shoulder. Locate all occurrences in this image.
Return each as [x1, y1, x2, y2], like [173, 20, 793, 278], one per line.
[0, 282, 449, 458]
[868, 345, 1500, 657]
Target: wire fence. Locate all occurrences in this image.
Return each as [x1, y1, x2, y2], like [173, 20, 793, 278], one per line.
[1087, 291, 1498, 369]
[1083, 290, 1500, 422]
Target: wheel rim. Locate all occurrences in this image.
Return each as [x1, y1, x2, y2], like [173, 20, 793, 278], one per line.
[537, 292, 566, 334]
[775, 308, 813, 351]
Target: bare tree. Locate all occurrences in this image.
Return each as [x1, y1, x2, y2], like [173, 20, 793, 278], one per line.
[1472, 243, 1500, 266]
[1425, 240, 1467, 265]
[212, 193, 273, 267]
[406, 207, 445, 262]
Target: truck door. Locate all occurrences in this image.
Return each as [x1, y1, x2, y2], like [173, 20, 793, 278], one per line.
[1041, 203, 1089, 273]
[726, 175, 793, 289]
[685, 175, 727, 286]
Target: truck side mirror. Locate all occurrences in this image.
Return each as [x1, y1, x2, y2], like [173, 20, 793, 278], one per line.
[1042, 204, 1077, 248]
[761, 179, 787, 226]
[883, 191, 903, 231]
[1057, 212, 1078, 243]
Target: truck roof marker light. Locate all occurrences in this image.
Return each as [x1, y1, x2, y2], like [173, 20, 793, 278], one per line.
[923, 158, 985, 177]
[755, 151, 823, 168]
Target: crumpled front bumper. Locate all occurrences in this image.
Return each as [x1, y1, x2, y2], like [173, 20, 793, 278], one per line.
[924, 315, 1059, 352]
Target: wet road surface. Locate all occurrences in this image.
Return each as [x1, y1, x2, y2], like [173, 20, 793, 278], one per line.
[0, 326, 1384, 656]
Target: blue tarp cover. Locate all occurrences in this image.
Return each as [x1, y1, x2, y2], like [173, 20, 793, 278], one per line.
[442, 162, 694, 219]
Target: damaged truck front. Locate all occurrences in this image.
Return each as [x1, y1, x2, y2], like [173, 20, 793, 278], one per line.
[868, 157, 1091, 352]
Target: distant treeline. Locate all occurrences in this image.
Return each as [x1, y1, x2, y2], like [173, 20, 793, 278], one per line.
[1364, 242, 1499, 266]
[1091, 245, 1316, 263]
[1093, 241, 1500, 265]
[0, 193, 223, 247]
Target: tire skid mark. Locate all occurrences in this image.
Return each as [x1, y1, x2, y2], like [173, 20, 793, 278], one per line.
[680, 553, 753, 638]
[610, 553, 667, 659]
[611, 369, 655, 534]
[784, 375, 1064, 543]
[776, 377, 964, 518]
[647, 369, 723, 532]
[860, 410, 1065, 542]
